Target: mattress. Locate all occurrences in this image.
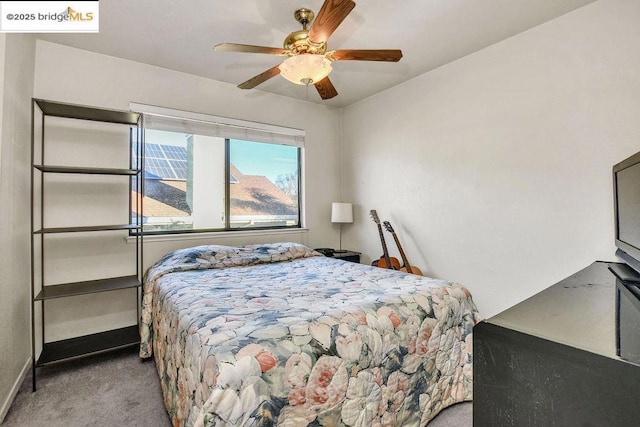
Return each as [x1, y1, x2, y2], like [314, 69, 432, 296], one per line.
[139, 242, 480, 426]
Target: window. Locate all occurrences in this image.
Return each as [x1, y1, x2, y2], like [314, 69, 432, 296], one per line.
[229, 140, 300, 229]
[130, 104, 303, 234]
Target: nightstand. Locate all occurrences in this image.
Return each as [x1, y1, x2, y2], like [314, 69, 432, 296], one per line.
[330, 250, 361, 263]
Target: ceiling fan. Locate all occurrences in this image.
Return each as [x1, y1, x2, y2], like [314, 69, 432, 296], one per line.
[213, 0, 403, 100]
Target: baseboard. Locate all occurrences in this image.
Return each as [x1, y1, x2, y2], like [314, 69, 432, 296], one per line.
[0, 358, 30, 423]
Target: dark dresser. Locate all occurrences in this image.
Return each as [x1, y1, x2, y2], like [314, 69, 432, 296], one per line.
[474, 261, 640, 426]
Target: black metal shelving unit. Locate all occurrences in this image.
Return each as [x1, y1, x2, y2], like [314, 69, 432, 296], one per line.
[30, 99, 144, 391]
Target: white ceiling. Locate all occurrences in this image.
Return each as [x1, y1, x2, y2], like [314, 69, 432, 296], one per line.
[39, 0, 597, 108]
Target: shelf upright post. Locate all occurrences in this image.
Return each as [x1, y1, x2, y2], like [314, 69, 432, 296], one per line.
[30, 99, 35, 392]
[39, 105, 46, 386]
[138, 114, 144, 329]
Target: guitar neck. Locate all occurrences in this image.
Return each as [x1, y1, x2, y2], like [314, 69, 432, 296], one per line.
[376, 224, 393, 266]
[391, 232, 411, 269]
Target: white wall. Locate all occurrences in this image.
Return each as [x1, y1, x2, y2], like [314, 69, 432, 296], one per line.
[0, 34, 35, 422]
[32, 40, 342, 341]
[342, 0, 640, 318]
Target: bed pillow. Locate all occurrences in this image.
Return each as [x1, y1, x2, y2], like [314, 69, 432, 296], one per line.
[242, 242, 321, 260]
[151, 244, 245, 267]
[146, 242, 320, 281]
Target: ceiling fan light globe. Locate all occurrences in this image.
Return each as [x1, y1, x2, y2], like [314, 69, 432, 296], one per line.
[279, 54, 332, 85]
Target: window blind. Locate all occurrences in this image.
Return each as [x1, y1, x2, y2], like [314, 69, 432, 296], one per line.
[129, 102, 305, 147]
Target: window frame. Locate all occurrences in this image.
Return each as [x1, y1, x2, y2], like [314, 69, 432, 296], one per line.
[129, 104, 304, 236]
[224, 137, 302, 233]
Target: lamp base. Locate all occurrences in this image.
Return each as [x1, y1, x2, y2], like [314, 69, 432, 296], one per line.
[333, 249, 349, 253]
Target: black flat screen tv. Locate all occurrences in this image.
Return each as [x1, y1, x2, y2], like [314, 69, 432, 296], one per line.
[613, 150, 640, 278]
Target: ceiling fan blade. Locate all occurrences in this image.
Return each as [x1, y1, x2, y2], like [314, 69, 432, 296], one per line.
[330, 49, 403, 62]
[214, 43, 289, 56]
[314, 76, 338, 100]
[308, 0, 356, 44]
[238, 65, 281, 90]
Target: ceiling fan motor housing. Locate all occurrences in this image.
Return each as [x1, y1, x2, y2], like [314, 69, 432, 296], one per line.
[284, 8, 327, 55]
[294, 8, 314, 28]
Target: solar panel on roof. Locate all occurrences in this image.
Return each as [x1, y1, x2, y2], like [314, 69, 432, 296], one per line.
[146, 143, 165, 158]
[169, 160, 188, 180]
[138, 142, 189, 180]
[163, 146, 187, 160]
[146, 158, 174, 178]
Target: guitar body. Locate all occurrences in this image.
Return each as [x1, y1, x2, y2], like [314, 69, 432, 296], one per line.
[375, 256, 401, 270]
[400, 265, 423, 275]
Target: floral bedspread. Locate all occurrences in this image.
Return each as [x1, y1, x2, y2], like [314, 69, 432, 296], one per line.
[140, 242, 481, 427]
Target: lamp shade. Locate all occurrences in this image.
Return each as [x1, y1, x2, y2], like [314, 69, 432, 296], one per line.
[331, 202, 353, 223]
[279, 54, 333, 85]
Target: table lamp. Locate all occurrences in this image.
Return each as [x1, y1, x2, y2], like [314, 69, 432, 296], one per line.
[331, 202, 353, 252]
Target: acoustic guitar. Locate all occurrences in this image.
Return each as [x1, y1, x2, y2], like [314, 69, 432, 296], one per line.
[369, 210, 401, 270]
[383, 221, 423, 276]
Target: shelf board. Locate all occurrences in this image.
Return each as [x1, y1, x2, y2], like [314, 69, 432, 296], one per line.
[34, 99, 140, 125]
[34, 224, 141, 234]
[36, 325, 140, 366]
[34, 165, 140, 176]
[35, 275, 141, 301]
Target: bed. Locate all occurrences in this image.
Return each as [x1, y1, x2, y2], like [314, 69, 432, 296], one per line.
[140, 242, 480, 426]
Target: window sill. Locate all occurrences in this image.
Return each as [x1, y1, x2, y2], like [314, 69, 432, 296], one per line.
[125, 228, 309, 244]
